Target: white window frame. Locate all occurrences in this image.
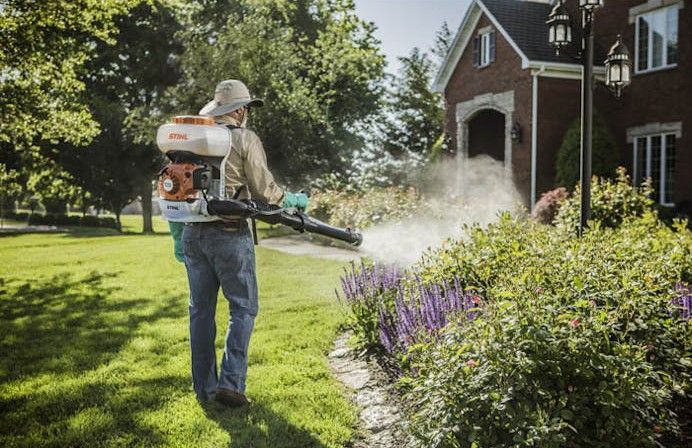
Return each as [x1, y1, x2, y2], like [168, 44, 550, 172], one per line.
[479, 32, 492, 67]
[633, 133, 676, 206]
[635, 5, 679, 74]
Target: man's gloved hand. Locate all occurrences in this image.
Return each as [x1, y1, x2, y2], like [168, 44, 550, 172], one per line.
[282, 192, 309, 210]
[168, 221, 185, 263]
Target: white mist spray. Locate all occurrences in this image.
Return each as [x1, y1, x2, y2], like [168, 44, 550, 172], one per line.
[359, 155, 523, 266]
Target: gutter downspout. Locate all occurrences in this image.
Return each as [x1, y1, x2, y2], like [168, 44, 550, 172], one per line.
[531, 65, 546, 210]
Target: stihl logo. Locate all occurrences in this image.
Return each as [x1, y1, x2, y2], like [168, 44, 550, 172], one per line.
[168, 133, 188, 140]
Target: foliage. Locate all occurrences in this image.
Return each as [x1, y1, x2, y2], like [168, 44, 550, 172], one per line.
[309, 186, 423, 229]
[48, 0, 183, 230]
[532, 187, 568, 224]
[0, 164, 21, 227]
[406, 211, 692, 447]
[26, 162, 84, 215]
[381, 48, 445, 158]
[0, 0, 139, 152]
[554, 167, 655, 232]
[338, 262, 403, 350]
[336, 173, 691, 446]
[338, 262, 486, 356]
[166, 0, 385, 184]
[350, 22, 451, 188]
[0, 231, 356, 447]
[555, 112, 620, 190]
[26, 213, 119, 230]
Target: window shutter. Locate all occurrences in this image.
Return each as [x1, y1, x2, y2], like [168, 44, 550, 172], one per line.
[472, 36, 480, 67]
[489, 31, 496, 62]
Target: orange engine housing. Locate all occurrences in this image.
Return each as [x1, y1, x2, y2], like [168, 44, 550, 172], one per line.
[157, 163, 205, 201]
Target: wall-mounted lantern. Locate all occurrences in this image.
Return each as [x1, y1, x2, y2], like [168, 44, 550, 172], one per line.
[511, 123, 522, 143]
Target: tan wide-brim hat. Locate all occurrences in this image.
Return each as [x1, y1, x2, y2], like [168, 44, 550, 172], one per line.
[199, 79, 264, 117]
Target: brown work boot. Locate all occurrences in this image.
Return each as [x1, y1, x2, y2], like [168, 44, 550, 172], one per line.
[214, 388, 251, 407]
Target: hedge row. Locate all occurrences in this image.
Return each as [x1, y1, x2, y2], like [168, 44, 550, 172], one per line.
[2, 211, 119, 230]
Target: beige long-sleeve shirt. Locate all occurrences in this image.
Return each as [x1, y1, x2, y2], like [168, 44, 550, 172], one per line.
[221, 119, 285, 206]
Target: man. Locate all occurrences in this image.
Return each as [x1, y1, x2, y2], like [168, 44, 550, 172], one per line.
[170, 79, 308, 406]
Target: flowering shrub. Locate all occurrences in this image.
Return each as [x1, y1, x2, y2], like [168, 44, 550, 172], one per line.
[338, 262, 480, 355]
[309, 186, 423, 229]
[338, 261, 402, 349]
[672, 283, 691, 320]
[378, 279, 480, 355]
[405, 212, 691, 447]
[554, 167, 655, 231]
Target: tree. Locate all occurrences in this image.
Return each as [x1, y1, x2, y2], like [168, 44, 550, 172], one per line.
[381, 47, 445, 158]
[26, 161, 83, 215]
[555, 112, 620, 190]
[345, 23, 451, 188]
[159, 0, 386, 185]
[432, 21, 453, 67]
[48, 98, 140, 227]
[46, 1, 183, 231]
[0, 163, 21, 228]
[0, 0, 139, 154]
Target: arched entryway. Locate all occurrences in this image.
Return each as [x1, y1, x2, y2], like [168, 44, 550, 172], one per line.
[467, 109, 505, 162]
[455, 91, 515, 181]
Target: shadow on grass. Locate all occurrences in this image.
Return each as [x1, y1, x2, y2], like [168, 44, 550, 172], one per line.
[0, 271, 181, 382]
[0, 372, 190, 447]
[203, 401, 328, 448]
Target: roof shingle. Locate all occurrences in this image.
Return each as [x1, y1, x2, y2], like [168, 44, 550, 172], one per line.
[481, 0, 591, 63]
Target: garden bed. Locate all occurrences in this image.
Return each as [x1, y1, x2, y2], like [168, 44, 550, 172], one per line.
[336, 173, 692, 447]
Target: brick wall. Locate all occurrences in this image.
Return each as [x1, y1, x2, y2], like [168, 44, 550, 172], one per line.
[444, 14, 533, 204]
[536, 77, 582, 196]
[443, 1, 690, 208]
[593, 0, 691, 208]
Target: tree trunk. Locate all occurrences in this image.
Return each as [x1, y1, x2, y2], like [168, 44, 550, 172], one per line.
[141, 177, 153, 234]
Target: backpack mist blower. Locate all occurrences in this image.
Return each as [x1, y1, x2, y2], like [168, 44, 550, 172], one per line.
[155, 116, 363, 246]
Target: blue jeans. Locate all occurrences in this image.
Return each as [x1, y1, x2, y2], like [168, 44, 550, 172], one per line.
[181, 221, 258, 401]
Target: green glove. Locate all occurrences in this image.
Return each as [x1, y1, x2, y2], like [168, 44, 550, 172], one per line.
[168, 221, 185, 263]
[282, 192, 309, 210]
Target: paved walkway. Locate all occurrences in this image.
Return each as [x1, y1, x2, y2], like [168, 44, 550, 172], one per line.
[259, 234, 361, 262]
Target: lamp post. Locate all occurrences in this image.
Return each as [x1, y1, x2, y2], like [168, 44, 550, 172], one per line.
[546, 0, 631, 236]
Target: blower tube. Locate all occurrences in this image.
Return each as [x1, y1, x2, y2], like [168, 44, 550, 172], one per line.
[207, 198, 363, 247]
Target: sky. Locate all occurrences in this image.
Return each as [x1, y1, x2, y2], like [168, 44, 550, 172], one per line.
[354, 0, 472, 74]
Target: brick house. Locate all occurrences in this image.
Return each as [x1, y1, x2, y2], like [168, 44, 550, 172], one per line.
[433, 0, 690, 211]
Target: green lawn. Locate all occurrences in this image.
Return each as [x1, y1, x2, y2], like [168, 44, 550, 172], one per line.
[0, 227, 356, 447]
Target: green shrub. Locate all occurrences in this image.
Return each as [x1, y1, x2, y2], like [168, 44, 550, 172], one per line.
[309, 186, 423, 229]
[555, 112, 620, 189]
[26, 213, 119, 230]
[554, 167, 655, 232]
[406, 212, 691, 447]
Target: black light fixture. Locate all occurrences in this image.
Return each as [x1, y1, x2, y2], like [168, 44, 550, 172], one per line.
[605, 35, 632, 98]
[511, 122, 522, 143]
[547, 1, 572, 53]
[545, 0, 631, 236]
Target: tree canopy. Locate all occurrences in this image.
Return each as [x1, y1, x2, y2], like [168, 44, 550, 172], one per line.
[0, 0, 138, 153]
[0, 0, 458, 228]
[160, 0, 386, 184]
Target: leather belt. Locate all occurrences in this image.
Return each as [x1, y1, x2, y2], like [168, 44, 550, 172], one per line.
[186, 220, 244, 229]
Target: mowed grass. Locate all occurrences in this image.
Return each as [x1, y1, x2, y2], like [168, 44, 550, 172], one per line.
[0, 225, 356, 447]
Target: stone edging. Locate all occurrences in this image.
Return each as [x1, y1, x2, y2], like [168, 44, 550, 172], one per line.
[328, 332, 415, 448]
